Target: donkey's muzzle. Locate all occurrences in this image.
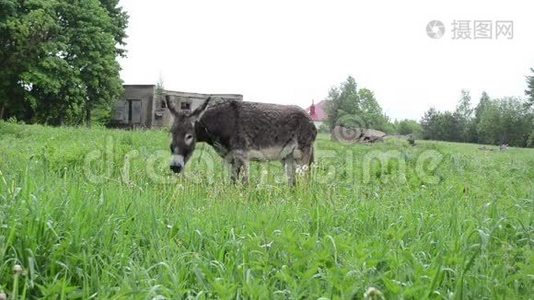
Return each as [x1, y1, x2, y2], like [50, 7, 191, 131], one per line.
[170, 154, 185, 174]
[170, 165, 183, 174]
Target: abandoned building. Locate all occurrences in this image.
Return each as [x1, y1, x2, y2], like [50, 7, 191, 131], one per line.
[111, 84, 243, 128]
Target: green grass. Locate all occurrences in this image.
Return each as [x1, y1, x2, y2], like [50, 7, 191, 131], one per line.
[0, 121, 533, 299]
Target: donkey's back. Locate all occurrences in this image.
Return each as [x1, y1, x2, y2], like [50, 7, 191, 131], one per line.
[198, 100, 317, 184]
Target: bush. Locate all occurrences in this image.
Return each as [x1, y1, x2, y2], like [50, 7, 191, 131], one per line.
[396, 119, 422, 137]
[91, 105, 113, 127]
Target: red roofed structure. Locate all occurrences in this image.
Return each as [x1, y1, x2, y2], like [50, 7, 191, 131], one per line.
[307, 100, 329, 128]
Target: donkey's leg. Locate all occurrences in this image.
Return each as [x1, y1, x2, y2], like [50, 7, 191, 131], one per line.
[283, 156, 296, 186]
[229, 151, 249, 184]
[291, 146, 313, 184]
[295, 146, 314, 169]
[235, 160, 249, 184]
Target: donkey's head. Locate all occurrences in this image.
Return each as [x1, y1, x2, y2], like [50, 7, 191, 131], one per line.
[166, 95, 211, 174]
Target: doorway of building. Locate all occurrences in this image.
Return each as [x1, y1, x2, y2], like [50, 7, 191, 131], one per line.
[127, 99, 142, 124]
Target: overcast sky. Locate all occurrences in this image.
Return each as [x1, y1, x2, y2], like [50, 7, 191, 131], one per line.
[118, 0, 534, 120]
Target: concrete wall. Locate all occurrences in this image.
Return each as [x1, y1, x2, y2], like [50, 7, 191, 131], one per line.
[112, 85, 155, 128]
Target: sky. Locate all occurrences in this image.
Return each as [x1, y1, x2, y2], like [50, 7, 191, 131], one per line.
[117, 0, 534, 120]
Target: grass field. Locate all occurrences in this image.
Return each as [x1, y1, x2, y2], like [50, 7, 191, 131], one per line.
[0, 121, 533, 299]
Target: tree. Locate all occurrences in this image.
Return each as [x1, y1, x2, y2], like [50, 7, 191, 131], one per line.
[526, 68, 534, 107]
[98, 0, 129, 57]
[474, 92, 491, 122]
[420, 107, 439, 140]
[421, 92, 533, 147]
[454, 90, 474, 142]
[477, 97, 533, 147]
[56, 0, 123, 125]
[435, 111, 460, 142]
[326, 76, 359, 130]
[326, 76, 392, 132]
[0, 0, 17, 119]
[358, 88, 390, 131]
[471, 91, 491, 142]
[0, 0, 63, 121]
[420, 108, 459, 142]
[0, 0, 127, 125]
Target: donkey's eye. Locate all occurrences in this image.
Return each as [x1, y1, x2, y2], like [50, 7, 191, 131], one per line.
[185, 134, 193, 144]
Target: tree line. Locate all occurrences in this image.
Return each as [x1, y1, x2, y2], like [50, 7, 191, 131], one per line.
[327, 74, 534, 148]
[0, 0, 128, 125]
[421, 91, 534, 147]
[419, 72, 534, 147]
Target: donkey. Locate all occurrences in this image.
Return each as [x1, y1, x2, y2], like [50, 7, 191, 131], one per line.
[166, 95, 317, 185]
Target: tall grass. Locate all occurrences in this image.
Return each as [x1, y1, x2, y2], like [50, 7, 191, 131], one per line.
[0, 121, 532, 299]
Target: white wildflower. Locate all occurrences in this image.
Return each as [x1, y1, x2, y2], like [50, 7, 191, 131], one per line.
[13, 264, 23, 275]
[364, 287, 385, 300]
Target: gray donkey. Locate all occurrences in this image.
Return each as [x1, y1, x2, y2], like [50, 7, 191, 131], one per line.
[166, 96, 317, 185]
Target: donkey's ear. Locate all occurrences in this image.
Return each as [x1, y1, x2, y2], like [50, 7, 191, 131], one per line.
[166, 95, 179, 116]
[189, 96, 212, 121]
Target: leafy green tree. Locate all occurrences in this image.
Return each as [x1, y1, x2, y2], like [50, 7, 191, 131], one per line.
[358, 88, 390, 131]
[454, 90, 474, 142]
[0, 0, 62, 121]
[477, 97, 533, 146]
[436, 111, 460, 142]
[526, 68, 534, 107]
[475, 92, 491, 121]
[456, 90, 473, 119]
[471, 91, 491, 142]
[396, 119, 422, 137]
[0, 0, 127, 125]
[0, 0, 16, 119]
[476, 100, 500, 145]
[98, 0, 129, 57]
[326, 76, 359, 130]
[421, 92, 533, 147]
[420, 107, 439, 140]
[326, 76, 392, 132]
[421, 109, 460, 142]
[57, 0, 123, 125]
